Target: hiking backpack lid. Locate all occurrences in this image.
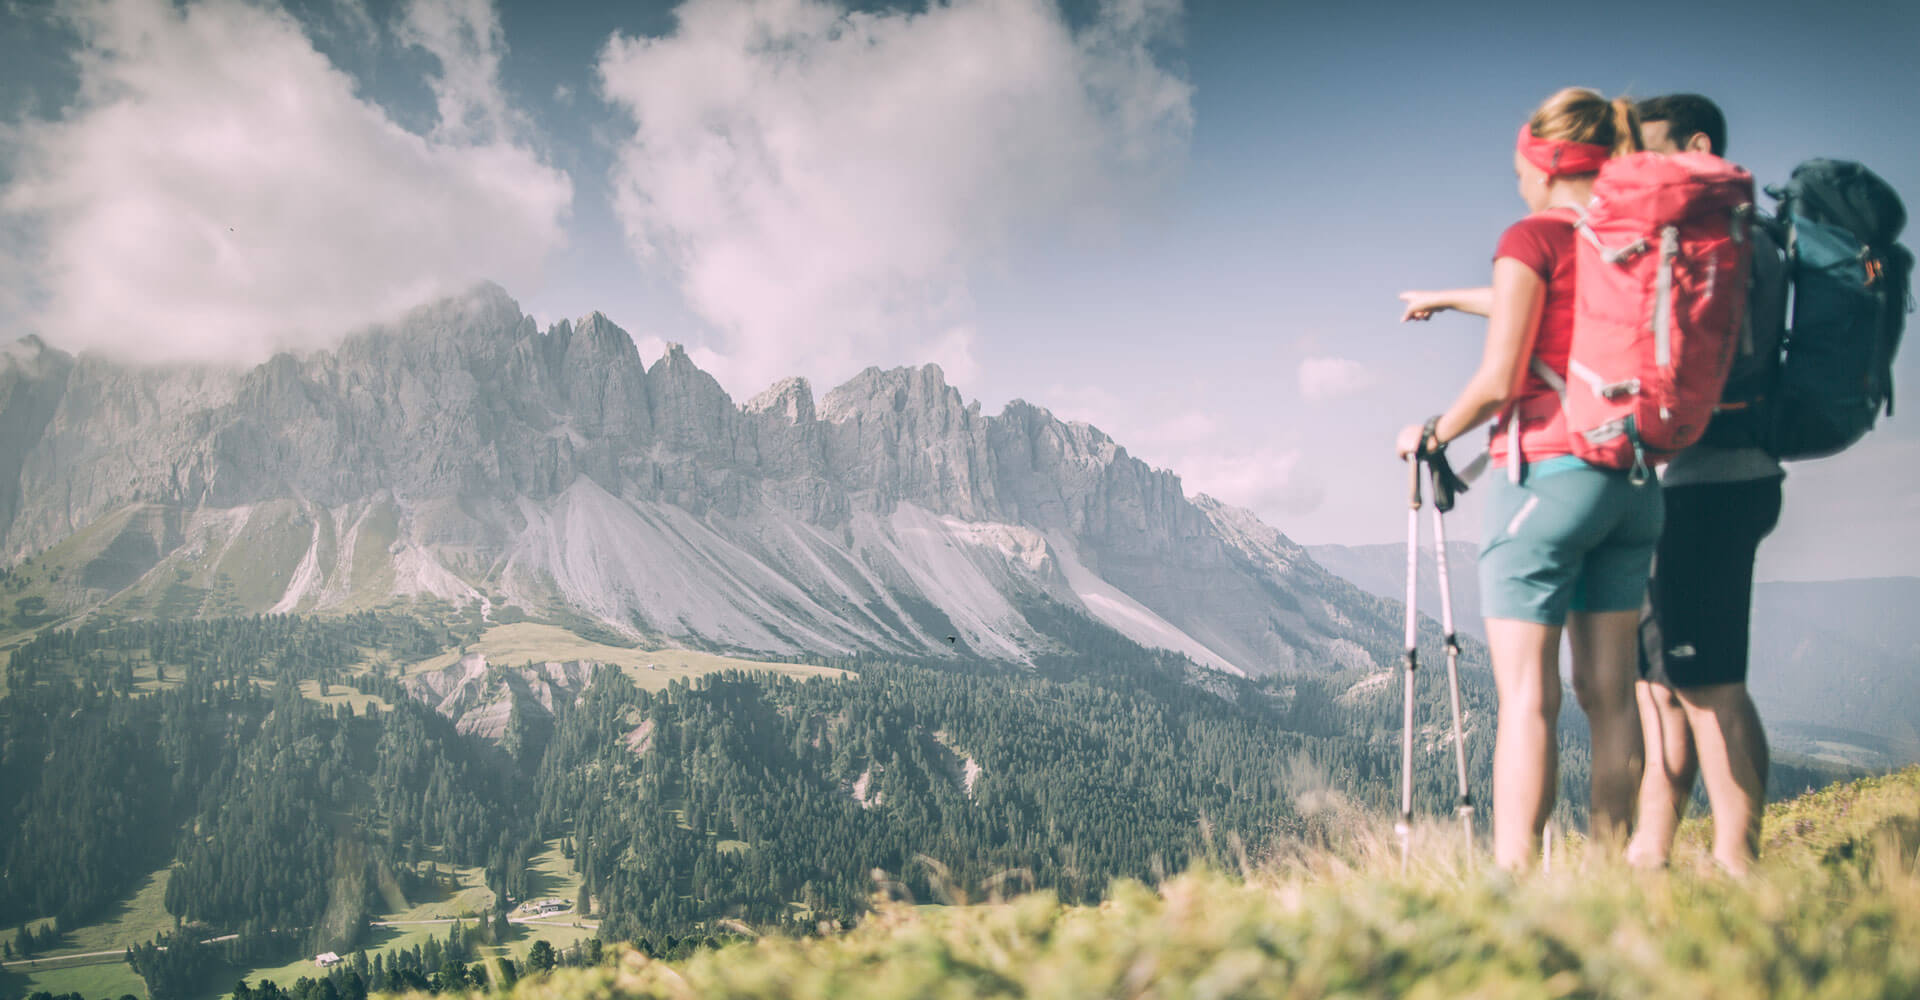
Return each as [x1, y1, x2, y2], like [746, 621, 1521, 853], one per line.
[1522, 151, 1755, 482]
[1770, 159, 1906, 249]
[1765, 158, 1914, 461]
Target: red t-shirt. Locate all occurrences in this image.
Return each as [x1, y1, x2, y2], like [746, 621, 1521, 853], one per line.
[1488, 211, 1577, 465]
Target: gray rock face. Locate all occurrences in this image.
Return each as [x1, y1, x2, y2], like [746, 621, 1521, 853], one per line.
[1, 284, 1407, 675]
[405, 653, 597, 742]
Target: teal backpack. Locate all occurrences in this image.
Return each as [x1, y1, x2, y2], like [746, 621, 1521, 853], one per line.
[1763, 159, 1913, 459]
[1696, 214, 1789, 450]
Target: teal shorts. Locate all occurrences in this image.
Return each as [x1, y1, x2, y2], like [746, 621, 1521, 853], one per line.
[1478, 456, 1664, 626]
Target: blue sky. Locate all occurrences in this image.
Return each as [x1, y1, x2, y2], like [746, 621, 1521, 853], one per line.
[2, 0, 1917, 579]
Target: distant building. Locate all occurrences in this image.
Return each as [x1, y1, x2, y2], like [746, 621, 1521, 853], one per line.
[314, 952, 342, 968]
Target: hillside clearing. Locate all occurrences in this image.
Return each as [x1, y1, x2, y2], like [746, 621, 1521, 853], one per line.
[399, 622, 853, 690]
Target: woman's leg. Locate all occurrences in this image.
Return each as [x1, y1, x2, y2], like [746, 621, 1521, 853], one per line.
[1485, 617, 1563, 869]
[1567, 608, 1646, 847]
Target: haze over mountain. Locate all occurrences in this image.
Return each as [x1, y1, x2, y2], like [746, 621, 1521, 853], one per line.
[1306, 542, 1486, 640]
[1310, 542, 1920, 764]
[0, 283, 1418, 678]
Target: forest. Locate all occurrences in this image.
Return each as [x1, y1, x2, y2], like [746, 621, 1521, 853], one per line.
[0, 607, 1850, 998]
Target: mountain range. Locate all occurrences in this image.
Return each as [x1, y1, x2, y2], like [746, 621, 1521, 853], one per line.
[0, 283, 1413, 678]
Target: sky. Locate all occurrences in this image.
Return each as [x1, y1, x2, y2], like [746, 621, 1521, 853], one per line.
[2, 0, 1917, 581]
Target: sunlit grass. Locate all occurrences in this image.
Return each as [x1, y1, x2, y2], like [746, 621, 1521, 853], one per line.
[521, 841, 584, 912]
[7, 954, 148, 999]
[434, 767, 1920, 1000]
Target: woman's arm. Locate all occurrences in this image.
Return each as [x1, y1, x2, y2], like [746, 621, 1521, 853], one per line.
[1399, 287, 1494, 321]
[1395, 259, 1544, 456]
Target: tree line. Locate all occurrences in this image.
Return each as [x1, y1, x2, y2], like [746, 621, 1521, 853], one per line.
[0, 605, 1597, 999]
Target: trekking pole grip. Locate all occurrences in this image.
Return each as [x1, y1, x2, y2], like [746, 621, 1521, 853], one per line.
[1408, 452, 1423, 509]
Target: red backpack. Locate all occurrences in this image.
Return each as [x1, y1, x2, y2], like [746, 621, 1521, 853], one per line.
[1535, 153, 1756, 481]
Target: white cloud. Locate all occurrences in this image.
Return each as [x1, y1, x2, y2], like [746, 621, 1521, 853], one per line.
[1297, 357, 1377, 402]
[1175, 446, 1325, 516]
[1036, 381, 1321, 517]
[596, 0, 1191, 397]
[1039, 383, 1124, 428]
[1036, 383, 1211, 446]
[317, 0, 380, 49]
[921, 325, 981, 390]
[397, 0, 516, 142]
[1148, 409, 1217, 445]
[0, 0, 571, 365]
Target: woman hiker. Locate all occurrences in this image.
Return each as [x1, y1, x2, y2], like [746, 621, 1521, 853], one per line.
[1393, 88, 1656, 869]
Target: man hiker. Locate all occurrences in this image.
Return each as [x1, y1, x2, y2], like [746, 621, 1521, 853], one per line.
[1624, 94, 1785, 875]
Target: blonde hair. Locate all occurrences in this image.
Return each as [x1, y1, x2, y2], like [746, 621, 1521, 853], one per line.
[1528, 87, 1642, 161]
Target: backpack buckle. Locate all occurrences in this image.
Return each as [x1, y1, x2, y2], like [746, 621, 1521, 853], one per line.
[1601, 240, 1651, 265]
[1581, 419, 1629, 444]
[1599, 379, 1642, 400]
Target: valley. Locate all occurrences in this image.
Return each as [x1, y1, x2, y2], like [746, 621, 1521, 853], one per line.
[0, 287, 1893, 999]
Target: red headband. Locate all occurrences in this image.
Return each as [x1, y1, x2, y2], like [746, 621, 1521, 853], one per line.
[1516, 123, 1611, 177]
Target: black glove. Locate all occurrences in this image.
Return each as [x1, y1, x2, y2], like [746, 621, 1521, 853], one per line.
[1419, 417, 1470, 513]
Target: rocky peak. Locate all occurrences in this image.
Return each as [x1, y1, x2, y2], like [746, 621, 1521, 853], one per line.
[546, 310, 650, 441]
[1, 335, 70, 378]
[994, 401, 1125, 464]
[413, 281, 524, 344]
[1192, 494, 1309, 565]
[820, 364, 994, 518]
[821, 363, 971, 426]
[745, 377, 816, 425]
[645, 344, 739, 459]
[321, 281, 532, 384]
[571, 311, 637, 359]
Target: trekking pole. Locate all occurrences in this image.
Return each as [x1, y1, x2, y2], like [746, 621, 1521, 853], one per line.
[1398, 453, 1421, 874]
[1427, 451, 1475, 863]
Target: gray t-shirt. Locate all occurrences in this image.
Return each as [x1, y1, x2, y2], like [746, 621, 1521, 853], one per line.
[1660, 444, 1783, 487]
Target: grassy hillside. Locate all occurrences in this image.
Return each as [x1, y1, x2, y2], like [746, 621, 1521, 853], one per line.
[402, 622, 851, 690]
[455, 767, 1920, 1000]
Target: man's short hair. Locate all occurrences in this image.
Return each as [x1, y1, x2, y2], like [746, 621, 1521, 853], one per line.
[1636, 94, 1726, 156]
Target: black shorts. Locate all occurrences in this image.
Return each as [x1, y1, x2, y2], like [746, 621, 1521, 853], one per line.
[1640, 477, 1783, 689]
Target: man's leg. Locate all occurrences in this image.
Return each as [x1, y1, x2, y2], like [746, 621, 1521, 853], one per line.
[1638, 476, 1781, 874]
[1675, 682, 1769, 874]
[1628, 678, 1697, 867]
[1567, 609, 1646, 847]
[1485, 618, 1563, 870]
